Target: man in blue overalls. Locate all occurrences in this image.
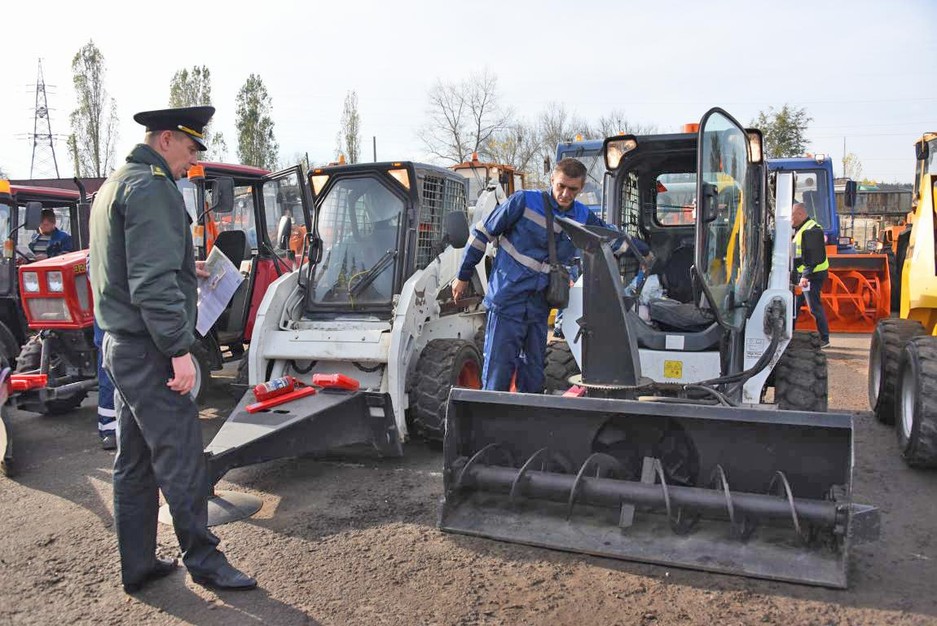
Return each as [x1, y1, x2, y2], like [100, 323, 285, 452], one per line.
[452, 158, 623, 392]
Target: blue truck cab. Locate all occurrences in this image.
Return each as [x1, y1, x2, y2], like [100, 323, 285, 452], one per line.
[766, 156, 846, 249]
[555, 138, 606, 217]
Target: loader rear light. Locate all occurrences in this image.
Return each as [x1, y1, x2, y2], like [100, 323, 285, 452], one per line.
[27, 298, 72, 322]
[22, 272, 40, 293]
[0, 180, 10, 196]
[388, 168, 410, 190]
[604, 137, 638, 170]
[188, 164, 206, 180]
[46, 270, 64, 292]
[311, 174, 329, 196]
[312, 373, 360, 391]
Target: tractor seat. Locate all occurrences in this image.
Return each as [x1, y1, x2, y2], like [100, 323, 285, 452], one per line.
[648, 297, 714, 332]
[659, 244, 695, 304]
[213, 230, 249, 269]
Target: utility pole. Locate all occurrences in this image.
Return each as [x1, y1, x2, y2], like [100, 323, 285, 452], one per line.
[27, 59, 61, 179]
[373, 136, 377, 163]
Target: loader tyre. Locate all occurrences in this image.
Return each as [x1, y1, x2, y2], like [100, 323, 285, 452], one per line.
[774, 330, 827, 412]
[544, 341, 580, 393]
[869, 318, 925, 424]
[15, 335, 86, 415]
[896, 337, 937, 468]
[410, 339, 482, 442]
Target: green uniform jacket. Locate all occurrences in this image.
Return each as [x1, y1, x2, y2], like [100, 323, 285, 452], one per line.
[89, 144, 197, 358]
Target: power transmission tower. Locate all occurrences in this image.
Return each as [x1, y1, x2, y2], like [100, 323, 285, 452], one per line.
[27, 59, 61, 179]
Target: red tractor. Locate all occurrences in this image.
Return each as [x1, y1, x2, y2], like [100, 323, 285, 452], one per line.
[8, 162, 306, 415]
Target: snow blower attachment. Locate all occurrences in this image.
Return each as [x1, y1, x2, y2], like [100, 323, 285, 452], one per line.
[439, 214, 879, 589]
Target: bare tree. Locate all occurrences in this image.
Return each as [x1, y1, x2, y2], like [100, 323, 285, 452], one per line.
[336, 90, 361, 163]
[843, 153, 863, 181]
[68, 41, 119, 177]
[485, 120, 545, 186]
[168, 65, 228, 161]
[595, 109, 658, 138]
[538, 102, 593, 153]
[421, 69, 511, 164]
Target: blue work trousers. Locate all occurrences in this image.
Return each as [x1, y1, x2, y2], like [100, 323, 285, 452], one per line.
[93, 321, 116, 438]
[795, 270, 830, 343]
[483, 310, 548, 393]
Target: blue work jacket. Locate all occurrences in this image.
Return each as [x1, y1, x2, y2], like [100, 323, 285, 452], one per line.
[458, 190, 615, 318]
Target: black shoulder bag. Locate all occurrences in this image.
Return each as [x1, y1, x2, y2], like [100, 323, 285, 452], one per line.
[542, 192, 571, 308]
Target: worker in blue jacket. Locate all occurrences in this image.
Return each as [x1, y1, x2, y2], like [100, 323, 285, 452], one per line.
[452, 158, 630, 392]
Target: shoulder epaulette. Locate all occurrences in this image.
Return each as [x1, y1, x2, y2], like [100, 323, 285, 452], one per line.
[151, 165, 167, 178]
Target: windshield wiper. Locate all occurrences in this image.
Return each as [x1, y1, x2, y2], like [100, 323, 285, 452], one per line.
[349, 249, 396, 297]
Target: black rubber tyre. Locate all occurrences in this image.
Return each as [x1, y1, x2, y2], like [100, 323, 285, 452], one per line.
[0, 323, 20, 369]
[544, 340, 580, 394]
[869, 318, 926, 424]
[409, 339, 482, 442]
[895, 336, 937, 468]
[235, 348, 250, 387]
[14, 336, 87, 415]
[0, 405, 14, 478]
[774, 330, 828, 412]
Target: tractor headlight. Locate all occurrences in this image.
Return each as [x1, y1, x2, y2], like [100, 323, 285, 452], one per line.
[22, 272, 40, 293]
[47, 271, 64, 293]
[27, 298, 72, 322]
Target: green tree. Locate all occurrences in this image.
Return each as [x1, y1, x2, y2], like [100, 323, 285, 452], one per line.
[235, 74, 279, 170]
[336, 90, 361, 163]
[68, 40, 119, 177]
[751, 104, 812, 158]
[168, 65, 227, 161]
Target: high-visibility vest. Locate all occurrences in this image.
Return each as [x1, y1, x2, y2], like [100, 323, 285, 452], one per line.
[793, 218, 829, 274]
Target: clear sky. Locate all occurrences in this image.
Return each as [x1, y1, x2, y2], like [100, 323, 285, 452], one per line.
[2, 0, 935, 183]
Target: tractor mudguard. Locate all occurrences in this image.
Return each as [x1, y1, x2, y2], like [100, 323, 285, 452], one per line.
[206, 387, 403, 486]
[439, 388, 879, 589]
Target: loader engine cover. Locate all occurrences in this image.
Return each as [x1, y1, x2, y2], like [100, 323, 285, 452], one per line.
[439, 388, 879, 588]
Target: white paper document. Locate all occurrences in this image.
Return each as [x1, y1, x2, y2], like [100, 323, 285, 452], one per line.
[196, 246, 245, 336]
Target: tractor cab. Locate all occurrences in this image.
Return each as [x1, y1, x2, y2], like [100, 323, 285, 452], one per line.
[179, 162, 310, 396]
[451, 154, 524, 202]
[305, 162, 469, 317]
[0, 183, 79, 362]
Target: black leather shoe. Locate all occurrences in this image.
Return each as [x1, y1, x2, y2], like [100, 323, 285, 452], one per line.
[100, 435, 116, 451]
[123, 557, 178, 593]
[191, 563, 257, 591]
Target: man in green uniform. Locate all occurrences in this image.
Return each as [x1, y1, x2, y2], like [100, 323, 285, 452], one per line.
[89, 106, 256, 593]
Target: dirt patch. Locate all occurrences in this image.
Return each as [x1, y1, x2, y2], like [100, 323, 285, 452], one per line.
[1, 335, 936, 625]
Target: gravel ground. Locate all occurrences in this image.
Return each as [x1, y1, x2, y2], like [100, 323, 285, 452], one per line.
[1, 334, 936, 625]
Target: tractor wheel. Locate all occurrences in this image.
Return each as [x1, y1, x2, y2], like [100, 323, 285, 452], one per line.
[0, 323, 20, 369]
[774, 330, 828, 412]
[869, 318, 925, 424]
[895, 337, 937, 468]
[1, 405, 13, 478]
[544, 340, 580, 394]
[409, 339, 482, 442]
[235, 348, 250, 387]
[14, 336, 87, 415]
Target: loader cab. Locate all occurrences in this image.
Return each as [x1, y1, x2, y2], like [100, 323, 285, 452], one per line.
[912, 133, 937, 210]
[306, 162, 468, 318]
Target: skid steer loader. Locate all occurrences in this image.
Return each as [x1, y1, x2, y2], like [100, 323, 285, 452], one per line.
[868, 132, 937, 467]
[439, 108, 880, 588]
[181, 162, 487, 524]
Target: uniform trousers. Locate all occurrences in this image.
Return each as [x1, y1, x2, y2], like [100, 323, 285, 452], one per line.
[482, 309, 549, 393]
[102, 332, 226, 586]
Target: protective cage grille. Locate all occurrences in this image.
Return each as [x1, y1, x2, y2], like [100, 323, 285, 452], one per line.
[417, 174, 467, 268]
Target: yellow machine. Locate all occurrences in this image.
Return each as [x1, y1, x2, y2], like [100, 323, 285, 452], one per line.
[868, 132, 937, 467]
